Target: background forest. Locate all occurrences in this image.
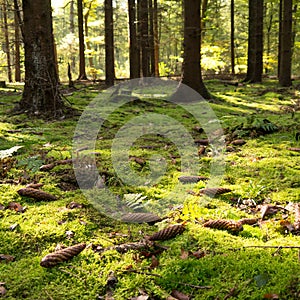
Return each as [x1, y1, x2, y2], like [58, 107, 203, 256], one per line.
[0, 0, 300, 83]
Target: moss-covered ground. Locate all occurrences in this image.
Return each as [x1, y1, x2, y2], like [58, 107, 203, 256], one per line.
[0, 80, 299, 299]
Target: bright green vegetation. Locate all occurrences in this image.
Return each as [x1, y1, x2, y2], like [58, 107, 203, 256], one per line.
[0, 81, 300, 299]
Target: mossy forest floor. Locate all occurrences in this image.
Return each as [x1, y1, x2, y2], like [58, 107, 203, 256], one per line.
[0, 79, 300, 300]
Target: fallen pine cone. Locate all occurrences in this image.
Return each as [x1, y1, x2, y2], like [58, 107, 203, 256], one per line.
[148, 224, 185, 241]
[231, 139, 246, 146]
[195, 139, 209, 146]
[25, 183, 44, 189]
[17, 188, 57, 201]
[203, 219, 243, 233]
[40, 243, 86, 268]
[199, 187, 232, 197]
[178, 175, 209, 184]
[40, 159, 73, 171]
[121, 212, 162, 225]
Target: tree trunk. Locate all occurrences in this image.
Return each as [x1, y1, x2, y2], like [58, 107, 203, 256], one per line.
[2, 1, 12, 82]
[265, 1, 274, 74]
[105, 0, 115, 87]
[77, 0, 88, 80]
[153, 0, 159, 77]
[244, 0, 263, 83]
[18, 0, 69, 117]
[230, 0, 235, 75]
[128, 0, 140, 79]
[149, 0, 155, 76]
[139, 0, 150, 77]
[278, 0, 283, 77]
[14, 0, 21, 82]
[252, 0, 263, 82]
[182, 0, 210, 99]
[201, 0, 208, 40]
[70, 0, 76, 71]
[279, 0, 292, 87]
[84, 2, 95, 69]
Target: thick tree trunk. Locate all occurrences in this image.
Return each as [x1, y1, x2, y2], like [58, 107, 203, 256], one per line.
[77, 0, 88, 80]
[182, 0, 210, 99]
[230, 0, 235, 75]
[18, 0, 69, 117]
[128, 0, 140, 79]
[2, 1, 12, 82]
[279, 0, 292, 87]
[105, 0, 115, 87]
[14, 0, 21, 82]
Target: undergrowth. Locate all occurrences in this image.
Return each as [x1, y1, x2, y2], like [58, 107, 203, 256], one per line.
[0, 80, 299, 299]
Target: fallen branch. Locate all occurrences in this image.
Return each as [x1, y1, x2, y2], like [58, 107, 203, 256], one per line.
[243, 245, 300, 249]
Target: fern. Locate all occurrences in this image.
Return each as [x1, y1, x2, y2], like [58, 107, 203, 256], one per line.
[123, 193, 147, 212]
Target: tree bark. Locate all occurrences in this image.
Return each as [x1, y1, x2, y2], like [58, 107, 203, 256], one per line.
[153, 0, 159, 77]
[2, 1, 12, 82]
[18, 0, 69, 117]
[77, 0, 88, 80]
[128, 0, 140, 78]
[149, 0, 155, 76]
[230, 0, 235, 75]
[84, 1, 95, 69]
[182, 0, 210, 99]
[139, 0, 150, 77]
[69, 0, 76, 71]
[14, 0, 21, 82]
[105, 0, 115, 87]
[279, 0, 292, 87]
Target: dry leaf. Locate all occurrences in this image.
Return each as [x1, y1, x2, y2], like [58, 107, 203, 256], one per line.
[149, 255, 159, 269]
[280, 220, 295, 232]
[6, 202, 26, 213]
[192, 249, 206, 259]
[0, 254, 15, 263]
[67, 201, 84, 209]
[263, 293, 279, 299]
[0, 286, 7, 297]
[171, 290, 190, 300]
[261, 205, 279, 219]
[180, 248, 189, 260]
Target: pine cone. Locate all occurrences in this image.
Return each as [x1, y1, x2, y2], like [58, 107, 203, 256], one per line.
[231, 139, 246, 146]
[17, 188, 57, 201]
[40, 243, 86, 268]
[148, 224, 185, 241]
[294, 203, 300, 231]
[199, 187, 232, 197]
[203, 219, 243, 233]
[121, 213, 162, 224]
[178, 175, 209, 184]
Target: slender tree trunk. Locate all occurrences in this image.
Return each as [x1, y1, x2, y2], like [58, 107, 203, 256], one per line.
[128, 0, 140, 79]
[278, 0, 283, 77]
[70, 0, 76, 71]
[252, 0, 263, 82]
[201, 0, 208, 40]
[265, 1, 274, 74]
[18, 0, 68, 117]
[149, 0, 155, 76]
[139, 0, 150, 77]
[14, 0, 21, 82]
[182, 0, 210, 99]
[84, 2, 95, 69]
[153, 0, 159, 77]
[105, 0, 115, 87]
[279, 0, 292, 87]
[77, 0, 88, 80]
[230, 0, 235, 75]
[2, 1, 12, 82]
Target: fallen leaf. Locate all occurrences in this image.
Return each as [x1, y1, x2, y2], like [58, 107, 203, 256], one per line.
[67, 201, 84, 209]
[0, 286, 7, 297]
[261, 205, 279, 219]
[0, 254, 15, 263]
[263, 293, 279, 299]
[180, 249, 189, 260]
[280, 220, 295, 232]
[171, 290, 190, 300]
[192, 249, 206, 259]
[149, 255, 159, 269]
[6, 202, 26, 213]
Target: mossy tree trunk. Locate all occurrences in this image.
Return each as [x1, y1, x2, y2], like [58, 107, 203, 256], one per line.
[18, 0, 68, 117]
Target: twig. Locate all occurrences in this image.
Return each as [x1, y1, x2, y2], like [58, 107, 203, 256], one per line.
[45, 289, 54, 300]
[243, 245, 300, 249]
